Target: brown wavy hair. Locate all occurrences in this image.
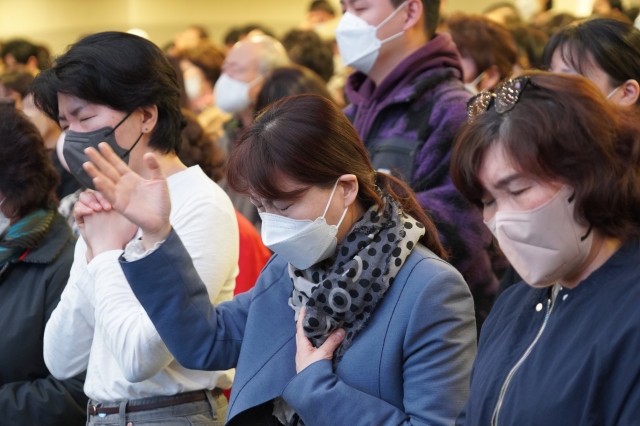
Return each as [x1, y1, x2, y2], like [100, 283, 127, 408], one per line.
[451, 72, 640, 240]
[0, 108, 59, 218]
[227, 94, 447, 259]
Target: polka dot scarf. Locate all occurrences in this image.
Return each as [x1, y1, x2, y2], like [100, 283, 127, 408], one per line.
[288, 193, 425, 362]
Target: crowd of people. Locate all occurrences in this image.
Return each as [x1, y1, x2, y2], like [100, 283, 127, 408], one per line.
[0, 0, 639, 424]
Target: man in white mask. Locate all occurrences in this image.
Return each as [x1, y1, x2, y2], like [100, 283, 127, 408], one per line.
[214, 35, 289, 228]
[338, 0, 499, 329]
[214, 36, 289, 133]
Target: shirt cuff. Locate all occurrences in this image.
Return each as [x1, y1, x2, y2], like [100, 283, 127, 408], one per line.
[122, 238, 166, 262]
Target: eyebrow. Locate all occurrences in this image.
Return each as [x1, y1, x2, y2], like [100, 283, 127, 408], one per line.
[494, 173, 523, 189]
[58, 105, 84, 122]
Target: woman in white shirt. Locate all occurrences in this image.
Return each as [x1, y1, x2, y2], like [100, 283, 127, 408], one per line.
[31, 31, 239, 426]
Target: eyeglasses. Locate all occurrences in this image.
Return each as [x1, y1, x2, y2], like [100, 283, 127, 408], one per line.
[466, 76, 534, 123]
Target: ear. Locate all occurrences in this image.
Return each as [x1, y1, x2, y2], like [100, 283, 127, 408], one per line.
[617, 79, 640, 107]
[338, 174, 359, 209]
[479, 65, 502, 91]
[403, 0, 424, 31]
[139, 105, 159, 134]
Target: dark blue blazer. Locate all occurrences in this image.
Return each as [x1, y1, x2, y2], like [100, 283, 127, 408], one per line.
[457, 239, 640, 426]
[121, 229, 477, 425]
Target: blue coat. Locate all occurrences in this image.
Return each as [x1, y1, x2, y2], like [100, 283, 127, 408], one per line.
[121, 229, 477, 425]
[456, 239, 640, 426]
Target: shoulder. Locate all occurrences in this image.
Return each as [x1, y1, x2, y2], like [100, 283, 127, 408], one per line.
[418, 75, 470, 125]
[168, 166, 236, 222]
[401, 245, 468, 290]
[391, 245, 474, 317]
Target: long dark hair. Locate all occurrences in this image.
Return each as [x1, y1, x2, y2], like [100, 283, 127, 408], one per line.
[451, 72, 640, 240]
[227, 94, 447, 258]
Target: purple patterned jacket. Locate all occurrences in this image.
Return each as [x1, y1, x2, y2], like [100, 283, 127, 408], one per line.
[344, 33, 498, 326]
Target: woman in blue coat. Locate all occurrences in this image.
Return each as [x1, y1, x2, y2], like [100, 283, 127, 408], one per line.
[76, 94, 477, 425]
[451, 73, 640, 425]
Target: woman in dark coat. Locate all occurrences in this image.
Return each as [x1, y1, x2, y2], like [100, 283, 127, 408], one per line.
[0, 107, 86, 425]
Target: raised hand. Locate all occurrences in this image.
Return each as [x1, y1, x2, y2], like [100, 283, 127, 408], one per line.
[83, 142, 172, 249]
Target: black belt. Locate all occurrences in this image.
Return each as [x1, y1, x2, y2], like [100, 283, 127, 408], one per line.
[88, 388, 223, 416]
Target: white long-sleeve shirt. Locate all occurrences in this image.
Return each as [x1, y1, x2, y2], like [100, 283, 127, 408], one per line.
[43, 166, 239, 402]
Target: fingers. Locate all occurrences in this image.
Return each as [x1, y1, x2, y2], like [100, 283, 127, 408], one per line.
[84, 146, 121, 185]
[79, 190, 103, 212]
[94, 191, 113, 211]
[296, 307, 313, 351]
[98, 142, 134, 177]
[73, 199, 95, 226]
[144, 153, 165, 181]
[82, 162, 117, 204]
[318, 328, 345, 357]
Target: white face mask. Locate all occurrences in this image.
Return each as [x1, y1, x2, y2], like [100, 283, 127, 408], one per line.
[0, 198, 11, 238]
[464, 72, 486, 95]
[259, 180, 349, 270]
[214, 73, 262, 114]
[335, 1, 408, 74]
[184, 75, 202, 101]
[485, 185, 594, 288]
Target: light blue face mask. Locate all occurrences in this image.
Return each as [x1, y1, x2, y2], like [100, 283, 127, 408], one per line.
[0, 198, 10, 238]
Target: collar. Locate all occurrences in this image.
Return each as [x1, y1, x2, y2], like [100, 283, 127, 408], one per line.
[345, 33, 464, 107]
[21, 212, 75, 264]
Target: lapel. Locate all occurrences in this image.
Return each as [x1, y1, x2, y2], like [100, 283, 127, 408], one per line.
[227, 260, 298, 420]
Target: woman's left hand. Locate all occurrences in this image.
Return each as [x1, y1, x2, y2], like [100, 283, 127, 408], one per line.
[83, 209, 138, 259]
[295, 307, 345, 374]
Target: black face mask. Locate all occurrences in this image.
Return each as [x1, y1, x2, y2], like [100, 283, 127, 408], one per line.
[63, 111, 143, 189]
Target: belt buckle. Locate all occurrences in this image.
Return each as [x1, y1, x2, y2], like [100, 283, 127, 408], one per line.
[88, 405, 97, 416]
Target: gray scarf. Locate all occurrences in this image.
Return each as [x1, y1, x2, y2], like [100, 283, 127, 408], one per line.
[274, 194, 425, 425]
[289, 193, 425, 359]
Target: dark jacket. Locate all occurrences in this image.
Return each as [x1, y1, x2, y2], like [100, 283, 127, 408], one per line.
[343, 33, 498, 327]
[457, 239, 640, 426]
[0, 211, 86, 425]
[122, 228, 477, 425]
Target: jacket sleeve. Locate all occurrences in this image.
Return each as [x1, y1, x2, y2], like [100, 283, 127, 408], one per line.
[83, 194, 239, 383]
[4, 251, 87, 425]
[121, 228, 254, 372]
[0, 374, 86, 426]
[282, 266, 477, 426]
[43, 238, 94, 380]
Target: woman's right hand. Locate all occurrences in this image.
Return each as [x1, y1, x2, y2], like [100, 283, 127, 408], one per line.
[83, 142, 172, 249]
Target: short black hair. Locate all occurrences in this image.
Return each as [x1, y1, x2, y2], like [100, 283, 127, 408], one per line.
[1, 39, 38, 64]
[282, 30, 334, 82]
[31, 31, 184, 154]
[543, 18, 640, 93]
[309, 0, 335, 15]
[391, 0, 440, 39]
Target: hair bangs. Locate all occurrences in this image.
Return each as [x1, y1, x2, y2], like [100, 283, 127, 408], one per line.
[226, 130, 310, 201]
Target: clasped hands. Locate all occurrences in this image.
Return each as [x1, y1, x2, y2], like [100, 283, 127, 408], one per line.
[73, 142, 173, 262]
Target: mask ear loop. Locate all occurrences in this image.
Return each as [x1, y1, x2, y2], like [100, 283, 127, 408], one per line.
[105, 110, 135, 137]
[120, 132, 144, 160]
[104, 110, 144, 160]
[322, 180, 350, 228]
[376, 1, 409, 44]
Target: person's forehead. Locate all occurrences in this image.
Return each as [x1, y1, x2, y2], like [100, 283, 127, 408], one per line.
[226, 43, 261, 67]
